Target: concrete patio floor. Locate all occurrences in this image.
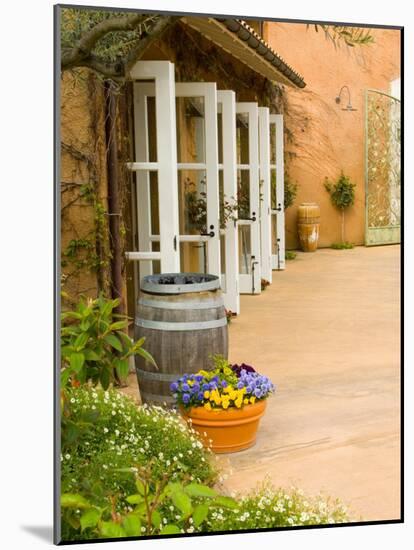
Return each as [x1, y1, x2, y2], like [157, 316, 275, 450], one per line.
[220, 245, 401, 522]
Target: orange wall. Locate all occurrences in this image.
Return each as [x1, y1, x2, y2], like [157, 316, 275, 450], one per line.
[264, 23, 401, 248]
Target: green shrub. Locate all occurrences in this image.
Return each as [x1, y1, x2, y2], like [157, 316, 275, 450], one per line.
[205, 482, 350, 531]
[285, 251, 297, 260]
[284, 173, 298, 210]
[270, 172, 298, 211]
[61, 466, 238, 539]
[61, 294, 155, 388]
[331, 242, 354, 250]
[61, 387, 218, 540]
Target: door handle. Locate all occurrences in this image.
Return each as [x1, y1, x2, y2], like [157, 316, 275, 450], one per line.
[276, 203, 283, 212]
[200, 225, 215, 238]
[243, 211, 257, 222]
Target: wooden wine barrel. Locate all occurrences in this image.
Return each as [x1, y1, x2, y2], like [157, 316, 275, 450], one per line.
[298, 203, 320, 252]
[134, 273, 228, 406]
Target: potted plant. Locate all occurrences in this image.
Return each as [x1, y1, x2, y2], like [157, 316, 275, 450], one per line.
[170, 356, 275, 454]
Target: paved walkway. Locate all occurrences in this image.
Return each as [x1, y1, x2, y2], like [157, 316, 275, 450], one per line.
[220, 245, 400, 522]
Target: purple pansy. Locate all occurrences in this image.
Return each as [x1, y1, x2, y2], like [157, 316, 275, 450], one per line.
[231, 363, 256, 377]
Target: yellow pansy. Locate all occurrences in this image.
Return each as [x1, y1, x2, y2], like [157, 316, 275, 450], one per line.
[250, 396, 256, 404]
[204, 391, 210, 399]
[244, 398, 249, 405]
[209, 389, 221, 405]
[235, 395, 243, 408]
[222, 397, 230, 409]
[204, 402, 212, 411]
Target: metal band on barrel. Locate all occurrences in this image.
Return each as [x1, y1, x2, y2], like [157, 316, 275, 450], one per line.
[135, 368, 180, 382]
[138, 298, 222, 310]
[135, 317, 227, 331]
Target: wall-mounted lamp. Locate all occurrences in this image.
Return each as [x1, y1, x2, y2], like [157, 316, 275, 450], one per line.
[335, 85, 357, 111]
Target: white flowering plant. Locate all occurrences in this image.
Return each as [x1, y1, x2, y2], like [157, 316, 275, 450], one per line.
[205, 481, 350, 532]
[61, 387, 219, 540]
[61, 388, 351, 541]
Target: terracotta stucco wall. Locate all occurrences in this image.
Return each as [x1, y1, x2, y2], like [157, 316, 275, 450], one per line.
[264, 23, 401, 248]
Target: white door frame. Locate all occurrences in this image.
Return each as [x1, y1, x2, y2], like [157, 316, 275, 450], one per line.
[258, 107, 272, 284]
[126, 61, 180, 273]
[270, 114, 285, 270]
[236, 102, 261, 294]
[218, 90, 240, 314]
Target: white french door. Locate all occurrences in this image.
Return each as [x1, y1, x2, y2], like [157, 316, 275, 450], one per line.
[258, 107, 272, 284]
[236, 102, 261, 294]
[127, 61, 180, 284]
[269, 114, 285, 270]
[175, 82, 221, 278]
[128, 74, 221, 286]
[217, 90, 240, 314]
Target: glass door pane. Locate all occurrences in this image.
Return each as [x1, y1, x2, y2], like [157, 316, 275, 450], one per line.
[217, 91, 239, 313]
[269, 115, 285, 270]
[236, 103, 261, 294]
[175, 83, 220, 278]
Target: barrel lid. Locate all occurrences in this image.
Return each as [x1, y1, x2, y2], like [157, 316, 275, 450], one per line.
[141, 273, 220, 294]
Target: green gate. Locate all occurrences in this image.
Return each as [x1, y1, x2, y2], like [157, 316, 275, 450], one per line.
[365, 89, 401, 246]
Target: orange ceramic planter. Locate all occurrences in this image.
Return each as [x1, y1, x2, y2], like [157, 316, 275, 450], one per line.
[181, 400, 267, 454]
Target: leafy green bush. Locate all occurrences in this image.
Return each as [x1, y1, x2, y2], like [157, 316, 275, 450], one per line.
[205, 482, 350, 531]
[285, 251, 297, 260]
[284, 173, 298, 210]
[324, 172, 356, 210]
[61, 465, 238, 539]
[61, 294, 155, 388]
[331, 242, 354, 250]
[61, 387, 218, 540]
[270, 172, 298, 211]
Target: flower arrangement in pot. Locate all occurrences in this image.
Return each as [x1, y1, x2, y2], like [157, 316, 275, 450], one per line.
[170, 356, 275, 454]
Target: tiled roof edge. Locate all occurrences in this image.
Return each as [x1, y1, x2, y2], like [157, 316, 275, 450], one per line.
[215, 18, 306, 88]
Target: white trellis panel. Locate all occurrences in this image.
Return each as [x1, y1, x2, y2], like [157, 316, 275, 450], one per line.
[258, 107, 272, 284]
[127, 61, 180, 273]
[270, 114, 285, 270]
[218, 90, 240, 314]
[236, 102, 261, 294]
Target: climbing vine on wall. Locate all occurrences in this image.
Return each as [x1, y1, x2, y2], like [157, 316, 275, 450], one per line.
[60, 72, 112, 302]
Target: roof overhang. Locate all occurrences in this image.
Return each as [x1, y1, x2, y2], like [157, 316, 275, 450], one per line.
[181, 17, 306, 89]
